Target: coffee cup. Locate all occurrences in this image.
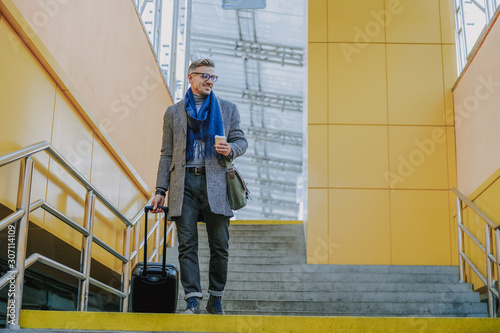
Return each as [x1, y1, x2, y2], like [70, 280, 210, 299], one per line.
[215, 135, 226, 145]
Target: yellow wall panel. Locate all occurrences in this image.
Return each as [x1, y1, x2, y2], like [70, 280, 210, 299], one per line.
[91, 137, 124, 269]
[473, 179, 500, 224]
[308, 125, 328, 187]
[309, 0, 457, 266]
[390, 190, 451, 265]
[119, 170, 146, 221]
[92, 199, 126, 273]
[329, 125, 389, 188]
[44, 88, 93, 246]
[328, 43, 387, 125]
[388, 126, 448, 189]
[309, 0, 327, 42]
[387, 44, 445, 125]
[328, 0, 385, 43]
[449, 192, 459, 266]
[91, 138, 121, 208]
[385, 0, 441, 44]
[308, 43, 328, 124]
[329, 189, 391, 265]
[440, 0, 456, 44]
[447, 127, 457, 189]
[11, 0, 171, 190]
[442, 45, 457, 126]
[0, 17, 55, 224]
[0, 4, 152, 274]
[307, 189, 329, 264]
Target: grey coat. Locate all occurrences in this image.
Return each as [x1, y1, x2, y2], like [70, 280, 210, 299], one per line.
[155, 97, 248, 219]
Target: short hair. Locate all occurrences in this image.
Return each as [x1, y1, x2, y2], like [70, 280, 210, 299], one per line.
[188, 59, 215, 74]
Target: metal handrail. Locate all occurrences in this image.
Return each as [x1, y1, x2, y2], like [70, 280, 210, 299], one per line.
[0, 141, 133, 226]
[0, 142, 175, 328]
[452, 187, 500, 318]
[452, 188, 500, 230]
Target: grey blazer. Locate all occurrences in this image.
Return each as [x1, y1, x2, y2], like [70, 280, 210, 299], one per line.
[155, 97, 248, 219]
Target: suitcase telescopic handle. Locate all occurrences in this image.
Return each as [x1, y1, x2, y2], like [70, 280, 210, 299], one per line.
[143, 206, 169, 277]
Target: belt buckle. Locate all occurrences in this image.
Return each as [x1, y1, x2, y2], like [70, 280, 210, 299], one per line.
[194, 167, 201, 176]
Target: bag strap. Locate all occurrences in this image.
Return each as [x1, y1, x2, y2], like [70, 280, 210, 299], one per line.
[225, 159, 236, 180]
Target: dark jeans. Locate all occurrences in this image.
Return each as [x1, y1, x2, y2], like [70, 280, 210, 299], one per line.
[174, 172, 230, 300]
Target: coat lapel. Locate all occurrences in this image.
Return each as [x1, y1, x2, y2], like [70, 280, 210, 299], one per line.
[179, 99, 187, 136]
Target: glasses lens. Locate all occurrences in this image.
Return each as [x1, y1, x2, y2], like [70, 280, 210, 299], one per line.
[194, 72, 218, 82]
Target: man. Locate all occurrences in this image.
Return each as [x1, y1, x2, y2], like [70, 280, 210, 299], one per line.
[151, 59, 247, 315]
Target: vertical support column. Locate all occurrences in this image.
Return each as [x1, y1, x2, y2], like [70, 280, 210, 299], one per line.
[6, 157, 34, 329]
[121, 226, 132, 312]
[153, 0, 163, 58]
[134, 219, 141, 267]
[169, 0, 180, 92]
[78, 190, 96, 311]
[495, 229, 500, 317]
[183, 0, 192, 95]
[485, 224, 494, 317]
[456, 197, 466, 282]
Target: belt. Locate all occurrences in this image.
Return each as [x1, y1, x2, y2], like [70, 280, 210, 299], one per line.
[186, 167, 206, 175]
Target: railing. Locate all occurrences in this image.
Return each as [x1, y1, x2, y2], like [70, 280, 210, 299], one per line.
[454, 0, 500, 73]
[452, 187, 500, 317]
[0, 142, 175, 329]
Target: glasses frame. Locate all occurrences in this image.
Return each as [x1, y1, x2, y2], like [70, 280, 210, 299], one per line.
[190, 72, 218, 83]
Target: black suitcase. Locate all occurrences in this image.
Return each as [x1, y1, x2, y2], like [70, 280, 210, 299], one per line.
[129, 205, 179, 313]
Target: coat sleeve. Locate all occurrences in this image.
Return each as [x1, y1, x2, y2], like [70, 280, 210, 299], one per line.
[226, 103, 248, 161]
[155, 107, 174, 190]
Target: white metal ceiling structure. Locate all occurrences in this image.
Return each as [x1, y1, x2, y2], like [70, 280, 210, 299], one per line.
[188, 0, 306, 220]
[134, 0, 307, 220]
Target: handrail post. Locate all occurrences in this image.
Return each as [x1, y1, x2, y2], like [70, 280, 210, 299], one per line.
[456, 196, 466, 282]
[78, 190, 96, 311]
[134, 218, 140, 267]
[6, 157, 34, 329]
[485, 224, 495, 317]
[495, 229, 500, 317]
[121, 226, 132, 312]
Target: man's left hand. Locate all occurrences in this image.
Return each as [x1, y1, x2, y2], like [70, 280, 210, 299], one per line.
[215, 141, 232, 157]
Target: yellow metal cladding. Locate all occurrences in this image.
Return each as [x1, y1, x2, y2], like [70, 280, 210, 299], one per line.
[20, 310, 500, 333]
[308, 0, 458, 265]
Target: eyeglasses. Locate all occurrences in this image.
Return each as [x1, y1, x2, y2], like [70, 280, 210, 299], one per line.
[191, 72, 218, 83]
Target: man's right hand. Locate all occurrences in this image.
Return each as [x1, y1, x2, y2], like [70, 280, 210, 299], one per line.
[151, 194, 165, 213]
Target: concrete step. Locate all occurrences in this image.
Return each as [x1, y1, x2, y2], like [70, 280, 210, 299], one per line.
[224, 290, 479, 303]
[176, 289, 479, 303]
[221, 310, 490, 318]
[226, 224, 304, 231]
[206, 300, 488, 316]
[181, 281, 476, 293]
[197, 271, 459, 283]
[199, 241, 305, 250]
[200, 234, 305, 242]
[171, 248, 306, 257]
[165, 253, 306, 265]
[183, 263, 459, 274]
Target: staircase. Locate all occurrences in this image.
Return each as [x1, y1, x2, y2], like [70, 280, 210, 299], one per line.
[166, 223, 488, 317]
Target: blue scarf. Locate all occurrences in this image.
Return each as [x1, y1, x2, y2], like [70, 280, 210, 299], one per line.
[184, 88, 224, 160]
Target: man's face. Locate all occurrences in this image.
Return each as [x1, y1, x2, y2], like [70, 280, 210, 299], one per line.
[188, 66, 216, 96]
